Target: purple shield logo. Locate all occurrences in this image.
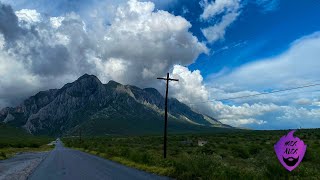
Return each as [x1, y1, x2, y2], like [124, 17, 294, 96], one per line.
[274, 130, 307, 171]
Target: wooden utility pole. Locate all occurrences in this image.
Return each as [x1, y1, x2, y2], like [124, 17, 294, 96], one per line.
[157, 73, 178, 158]
[79, 128, 82, 145]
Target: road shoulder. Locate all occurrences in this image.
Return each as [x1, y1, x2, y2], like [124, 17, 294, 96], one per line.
[0, 151, 49, 180]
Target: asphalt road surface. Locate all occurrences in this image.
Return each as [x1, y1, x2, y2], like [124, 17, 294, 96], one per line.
[28, 140, 170, 180]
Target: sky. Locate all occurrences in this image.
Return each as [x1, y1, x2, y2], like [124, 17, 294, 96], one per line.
[0, 0, 319, 129]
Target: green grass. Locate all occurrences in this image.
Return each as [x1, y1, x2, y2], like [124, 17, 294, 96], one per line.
[63, 129, 320, 179]
[0, 145, 55, 160]
[0, 123, 54, 160]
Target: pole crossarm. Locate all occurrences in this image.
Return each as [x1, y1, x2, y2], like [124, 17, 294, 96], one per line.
[157, 78, 179, 81]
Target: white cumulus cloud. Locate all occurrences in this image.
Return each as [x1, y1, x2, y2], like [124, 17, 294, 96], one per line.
[0, 0, 207, 108]
[203, 32, 320, 128]
[200, 0, 240, 20]
[200, 0, 241, 43]
[167, 32, 320, 129]
[15, 9, 41, 24]
[211, 32, 320, 91]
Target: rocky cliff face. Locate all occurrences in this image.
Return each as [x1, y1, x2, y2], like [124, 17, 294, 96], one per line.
[0, 74, 231, 136]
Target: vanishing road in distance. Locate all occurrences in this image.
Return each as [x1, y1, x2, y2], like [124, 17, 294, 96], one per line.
[29, 140, 169, 180]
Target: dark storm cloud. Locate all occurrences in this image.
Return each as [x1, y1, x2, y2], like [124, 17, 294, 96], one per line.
[0, 2, 71, 76]
[0, 0, 207, 108]
[31, 44, 70, 76]
[0, 3, 23, 41]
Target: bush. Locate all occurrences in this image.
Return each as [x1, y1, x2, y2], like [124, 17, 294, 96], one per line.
[0, 151, 6, 159]
[230, 145, 250, 159]
[127, 150, 153, 164]
[198, 144, 214, 155]
[173, 153, 221, 179]
[248, 144, 260, 156]
[30, 143, 40, 148]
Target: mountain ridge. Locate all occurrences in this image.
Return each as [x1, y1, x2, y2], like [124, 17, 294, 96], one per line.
[0, 74, 232, 136]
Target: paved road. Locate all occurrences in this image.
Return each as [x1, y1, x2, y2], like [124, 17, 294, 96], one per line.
[28, 140, 169, 180]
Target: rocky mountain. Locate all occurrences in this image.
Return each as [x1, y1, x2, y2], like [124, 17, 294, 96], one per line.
[0, 74, 232, 136]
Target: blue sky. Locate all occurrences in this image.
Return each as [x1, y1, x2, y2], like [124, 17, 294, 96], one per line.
[0, 0, 320, 129]
[161, 0, 320, 78]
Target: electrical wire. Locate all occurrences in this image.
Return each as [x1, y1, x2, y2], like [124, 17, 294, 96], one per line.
[188, 82, 320, 105]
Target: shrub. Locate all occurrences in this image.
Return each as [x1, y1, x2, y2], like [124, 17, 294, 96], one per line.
[30, 143, 40, 148]
[248, 144, 260, 156]
[230, 145, 250, 159]
[0, 151, 6, 159]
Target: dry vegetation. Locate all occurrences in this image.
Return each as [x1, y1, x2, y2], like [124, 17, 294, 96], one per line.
[63, 129, 320, 179]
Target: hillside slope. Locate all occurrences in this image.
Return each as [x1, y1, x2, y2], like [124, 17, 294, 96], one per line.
[0, 74, 231, 136]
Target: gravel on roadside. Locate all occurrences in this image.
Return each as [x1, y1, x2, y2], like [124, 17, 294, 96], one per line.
[0, 151, 49, 180]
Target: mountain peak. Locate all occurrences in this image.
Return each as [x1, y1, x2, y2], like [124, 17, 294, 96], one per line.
[77, 74, 99, 81]
[74, 74, 103, 87]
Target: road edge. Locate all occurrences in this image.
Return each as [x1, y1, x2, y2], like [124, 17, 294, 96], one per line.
[26, 147, 55, 180]
[68, 147, 174, 179]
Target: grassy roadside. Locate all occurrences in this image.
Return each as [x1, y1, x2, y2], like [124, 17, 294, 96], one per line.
[0, 144, 54, 160]
[72, 147, 174, 176]
[0, 123, 55, 160]
[63, 129, 320, 179]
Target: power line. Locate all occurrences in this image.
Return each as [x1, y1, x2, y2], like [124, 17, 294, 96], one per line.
[203, 79, 320, 92]
[188, 82, 320, 105]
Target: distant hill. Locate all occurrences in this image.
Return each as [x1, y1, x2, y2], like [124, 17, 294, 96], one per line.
[0, 123, 30, 138]
[0, 122, 53, 152]
[0, 74, 232, 136]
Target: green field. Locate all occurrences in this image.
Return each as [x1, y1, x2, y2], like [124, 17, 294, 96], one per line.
[0, 123, 54, 160]
[63, 129, 320, 179]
